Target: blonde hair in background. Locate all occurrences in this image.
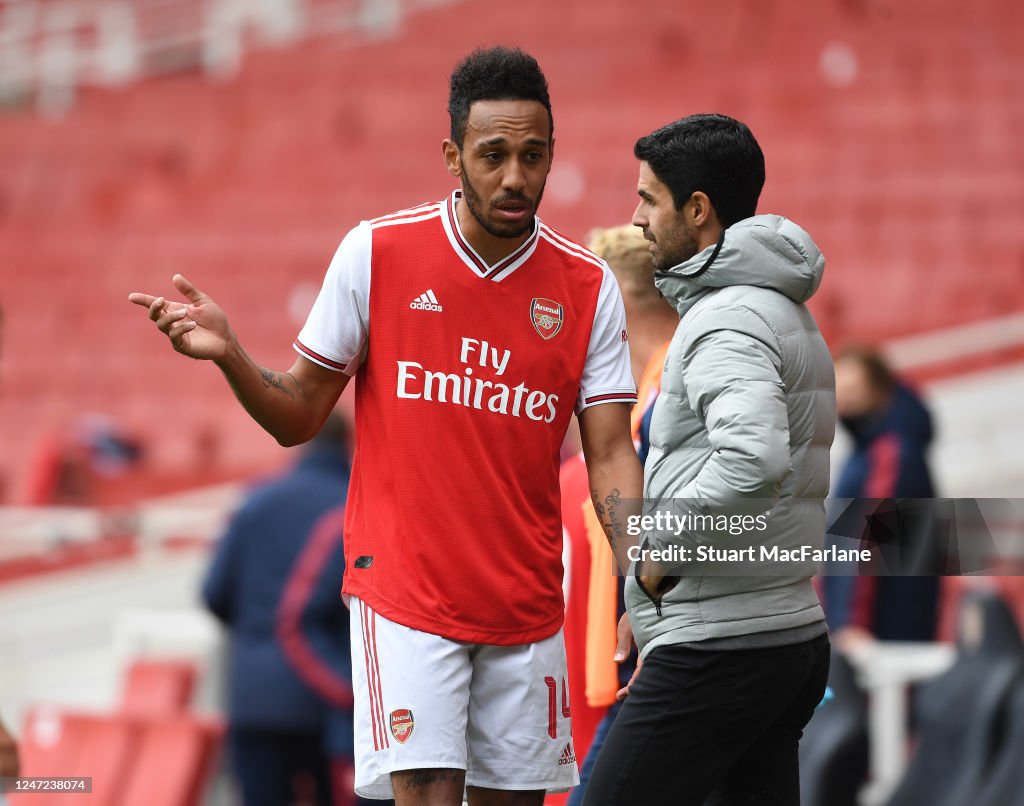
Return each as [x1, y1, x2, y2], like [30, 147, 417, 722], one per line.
[587, 225, 666, 311]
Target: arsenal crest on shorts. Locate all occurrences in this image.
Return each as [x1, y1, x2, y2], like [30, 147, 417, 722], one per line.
[390, 708, 414, 744]
[530, 298, 564, 340]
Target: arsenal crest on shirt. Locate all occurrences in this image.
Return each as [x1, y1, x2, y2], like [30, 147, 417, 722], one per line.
[530, 298, 564, 340]
[390, 708, 414, 744]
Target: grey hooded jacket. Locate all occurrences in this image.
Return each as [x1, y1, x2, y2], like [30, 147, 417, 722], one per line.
[626, 214, 835, 658]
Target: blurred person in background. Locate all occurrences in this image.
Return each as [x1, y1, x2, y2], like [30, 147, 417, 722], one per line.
[559, 224, 676, 806]
[825, 345, 939, 647]
[23, 414, 145, 506]
[584, 114, 833, 805]
[588, 226, 679, 386]
[202, 412, 370, 806]
[131, 45, 640, 806]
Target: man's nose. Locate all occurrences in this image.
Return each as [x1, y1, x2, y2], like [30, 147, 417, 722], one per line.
[631, 203, 646, 228]
[502, 159, 527, 192]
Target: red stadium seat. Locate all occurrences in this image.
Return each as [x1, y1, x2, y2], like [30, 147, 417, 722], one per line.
[119, 659, 197, 717]
[13, 707, 224, 806]
[13, 708, 136, 806]
[116, 716, 224, 806]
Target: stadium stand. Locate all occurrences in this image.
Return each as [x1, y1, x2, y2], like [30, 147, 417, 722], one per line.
[1, 0, 1022, 503]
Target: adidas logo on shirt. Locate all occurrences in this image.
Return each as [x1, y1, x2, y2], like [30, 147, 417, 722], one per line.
[558, 743, 576, 766]
[410, 289, 443, 312]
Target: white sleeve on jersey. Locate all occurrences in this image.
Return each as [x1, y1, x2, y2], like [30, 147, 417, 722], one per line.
[575, 263, 638, 413]
[294, 221, 372, 375]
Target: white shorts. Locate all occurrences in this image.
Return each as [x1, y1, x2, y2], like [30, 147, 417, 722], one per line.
[349, 597, 579, 800]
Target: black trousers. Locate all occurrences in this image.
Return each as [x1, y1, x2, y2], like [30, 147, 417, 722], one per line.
[581, 634, 830, 806]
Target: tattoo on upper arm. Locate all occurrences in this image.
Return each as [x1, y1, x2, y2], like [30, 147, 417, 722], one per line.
[259, 367, 296, 399]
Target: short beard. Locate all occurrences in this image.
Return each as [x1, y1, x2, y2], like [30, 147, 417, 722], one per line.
[652, 224, 699, 272]
[460, 160, 544, 240]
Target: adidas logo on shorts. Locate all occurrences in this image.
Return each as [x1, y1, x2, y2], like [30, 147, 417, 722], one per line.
[558, 742, 576, 766]
[410, 289, 443, 312]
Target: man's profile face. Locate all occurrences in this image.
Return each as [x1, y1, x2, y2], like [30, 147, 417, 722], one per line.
[446, 99, 552, 239]
[632, 161, 698, 272]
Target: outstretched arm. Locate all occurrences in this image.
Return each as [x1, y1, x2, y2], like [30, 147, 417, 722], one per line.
[129, 273, 348, 446]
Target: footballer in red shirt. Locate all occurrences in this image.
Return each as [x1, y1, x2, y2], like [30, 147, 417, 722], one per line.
[130, 47, 641, 806]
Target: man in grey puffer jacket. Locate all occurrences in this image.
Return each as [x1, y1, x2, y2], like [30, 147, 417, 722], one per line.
[583, 115, 834, 806]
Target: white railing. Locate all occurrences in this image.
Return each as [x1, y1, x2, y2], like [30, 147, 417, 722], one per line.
[0, 481, 241, 564]
[844, 641, 958, 805]
[0, 0, 464, 116]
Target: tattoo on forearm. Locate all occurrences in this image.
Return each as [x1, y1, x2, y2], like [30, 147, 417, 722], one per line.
[259, 367, 295, 399]
[605, 487, 625, 544]
[398, 769, 464, 789]
[591, 487, 625, 552]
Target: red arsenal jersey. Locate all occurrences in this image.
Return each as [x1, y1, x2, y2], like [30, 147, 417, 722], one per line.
[295, 192, 636, 644]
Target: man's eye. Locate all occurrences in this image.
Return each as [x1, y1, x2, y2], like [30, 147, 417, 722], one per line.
[483, 153, 502, 162]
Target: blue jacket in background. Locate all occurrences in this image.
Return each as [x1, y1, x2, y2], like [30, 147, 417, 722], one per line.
[202, 443, 354, 755]
[826, 382, 939, 639]
[834, 382, 935, 499]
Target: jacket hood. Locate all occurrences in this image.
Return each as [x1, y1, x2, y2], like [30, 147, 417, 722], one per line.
[653, 214, 825, 316]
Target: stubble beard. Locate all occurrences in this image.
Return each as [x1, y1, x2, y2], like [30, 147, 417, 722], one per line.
[460, 161, 545, 240]
[652, 222, 700, 272]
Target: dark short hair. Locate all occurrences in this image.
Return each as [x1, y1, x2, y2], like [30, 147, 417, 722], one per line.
[448, 46, 553, 148]
[634, 114, 765, 227]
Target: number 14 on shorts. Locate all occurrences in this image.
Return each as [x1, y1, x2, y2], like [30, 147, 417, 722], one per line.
[545, 676, 572, 739]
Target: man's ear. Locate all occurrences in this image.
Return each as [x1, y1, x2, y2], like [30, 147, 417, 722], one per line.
[442, 139, 462, 178]
[690, 191, 713, 227]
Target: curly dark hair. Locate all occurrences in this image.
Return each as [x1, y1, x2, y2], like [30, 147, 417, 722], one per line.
[634, 114, 765, 228]
[448, 46, 553, 148]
